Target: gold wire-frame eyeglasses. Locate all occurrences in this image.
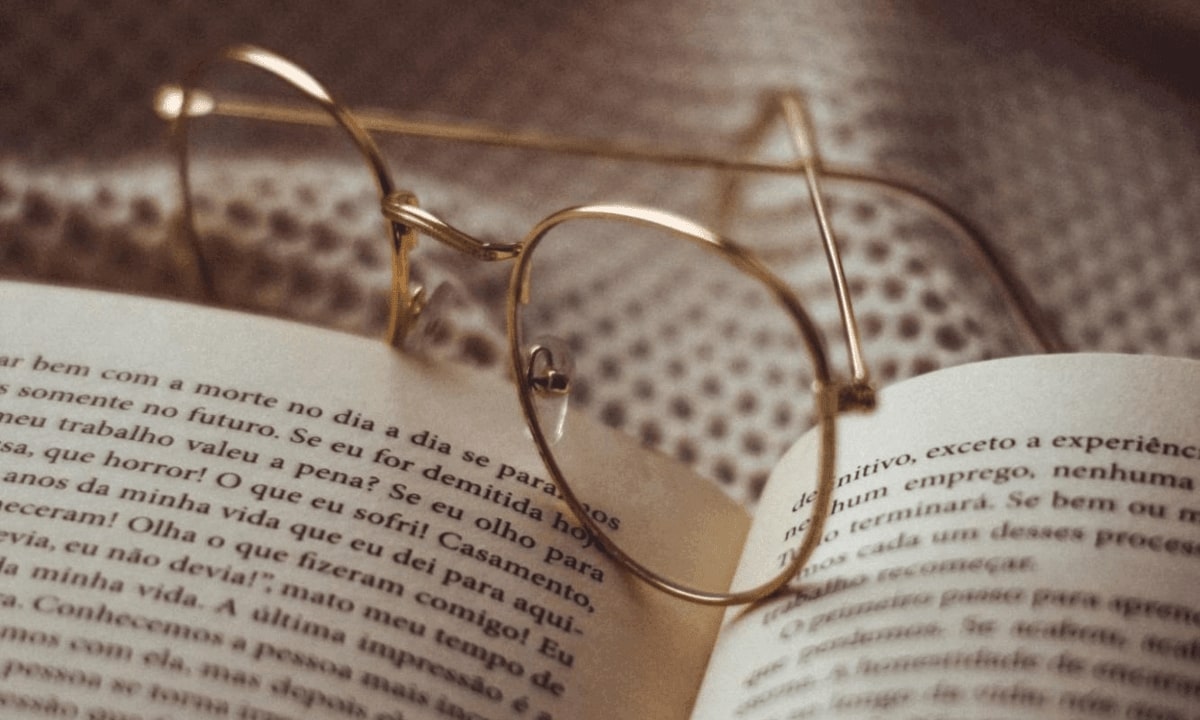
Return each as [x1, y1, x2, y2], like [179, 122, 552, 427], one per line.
[154, 45, 1061, 606]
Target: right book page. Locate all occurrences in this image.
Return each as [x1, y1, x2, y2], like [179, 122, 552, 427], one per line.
[692, 353, 1200, 720]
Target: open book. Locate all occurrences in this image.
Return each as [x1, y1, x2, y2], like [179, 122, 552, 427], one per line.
[1, 280, 1197, 719]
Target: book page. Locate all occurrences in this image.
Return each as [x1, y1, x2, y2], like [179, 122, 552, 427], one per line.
[694, 353, 1200, 720]
[0, 281, 747, 720]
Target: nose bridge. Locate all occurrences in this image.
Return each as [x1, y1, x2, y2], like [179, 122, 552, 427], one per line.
[380, 192, 522, 262]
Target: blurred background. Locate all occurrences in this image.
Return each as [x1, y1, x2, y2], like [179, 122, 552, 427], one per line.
[2, 0, 1199, 502]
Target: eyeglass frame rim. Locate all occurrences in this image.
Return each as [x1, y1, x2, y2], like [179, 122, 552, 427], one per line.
[159, 44, 849, 606]
[161, 44, 521, 347]
[158, 43, 1065, 605]
[162, 44, 851, 605]
[503, 204, 842, 605]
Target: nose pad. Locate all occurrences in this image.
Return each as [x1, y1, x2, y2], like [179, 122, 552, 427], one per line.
[525, 336, 573, 445]
[401, 281, 463, 355]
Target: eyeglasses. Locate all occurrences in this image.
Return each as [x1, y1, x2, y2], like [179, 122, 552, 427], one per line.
[155, 45, 1059, 605]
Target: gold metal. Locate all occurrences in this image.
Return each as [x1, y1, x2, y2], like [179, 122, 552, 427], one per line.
[157, 45, 422, 346]
[779, 92, 874, 408]
[380, 195, 521, 262]
[508, 205, 839, 605]
[159, 44, 1063, 606]
[158, 78, 1065, 355]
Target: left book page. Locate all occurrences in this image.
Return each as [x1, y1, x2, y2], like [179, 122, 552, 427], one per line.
[0, 281, 747, 720]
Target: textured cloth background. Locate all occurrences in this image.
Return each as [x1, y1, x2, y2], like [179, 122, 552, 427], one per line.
[2, 1, 1199, 503]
